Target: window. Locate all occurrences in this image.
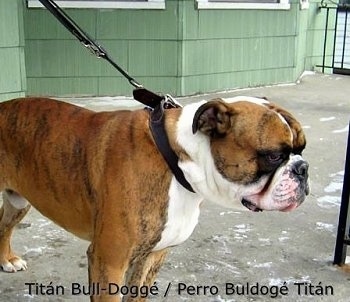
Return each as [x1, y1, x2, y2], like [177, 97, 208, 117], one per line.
[196, 0, 290, 10]
[27, 0, 165, 9]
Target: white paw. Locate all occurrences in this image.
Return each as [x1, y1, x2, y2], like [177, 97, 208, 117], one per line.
[12, 257, 28, 271]
[1, 258, 27, 273]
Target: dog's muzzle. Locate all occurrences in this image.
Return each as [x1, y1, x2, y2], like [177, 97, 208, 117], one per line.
[242, 155, 310, 212]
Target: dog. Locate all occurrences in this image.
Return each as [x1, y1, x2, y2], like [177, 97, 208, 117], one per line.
[0, 96, 309, 301]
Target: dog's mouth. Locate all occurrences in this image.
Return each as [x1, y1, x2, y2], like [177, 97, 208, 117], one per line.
[241, 174, 274, 212]
[241, 199, 263, 212]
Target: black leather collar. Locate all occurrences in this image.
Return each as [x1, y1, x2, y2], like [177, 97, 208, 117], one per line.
[149, 100, 195, 194]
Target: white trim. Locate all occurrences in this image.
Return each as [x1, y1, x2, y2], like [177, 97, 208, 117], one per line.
[27, 0, 165, 9]
[196, 0, 290, 10]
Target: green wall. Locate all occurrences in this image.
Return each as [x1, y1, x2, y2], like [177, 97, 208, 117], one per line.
[24, 1, 181, 96]
[179, 0, 299, 95]
[19, 0, 333, 97]
[0, 0, 26, 101]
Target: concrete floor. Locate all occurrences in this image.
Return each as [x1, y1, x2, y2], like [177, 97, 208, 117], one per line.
[0, 72, 349, 301]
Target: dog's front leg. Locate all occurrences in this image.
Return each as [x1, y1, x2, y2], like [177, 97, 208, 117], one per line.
[123, 249, 168, 302]
[87, 238, 132, 302]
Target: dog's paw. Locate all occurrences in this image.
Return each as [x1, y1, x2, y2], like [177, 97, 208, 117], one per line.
[0, 257, 27, 273]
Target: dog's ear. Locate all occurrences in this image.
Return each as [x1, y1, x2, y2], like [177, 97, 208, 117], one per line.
[192, 99, 232, 138]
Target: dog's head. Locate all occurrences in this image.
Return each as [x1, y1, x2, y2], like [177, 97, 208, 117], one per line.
[178, 96, 309, 212]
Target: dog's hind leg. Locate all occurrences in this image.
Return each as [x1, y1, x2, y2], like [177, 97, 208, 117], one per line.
[0, 190, 31, 272]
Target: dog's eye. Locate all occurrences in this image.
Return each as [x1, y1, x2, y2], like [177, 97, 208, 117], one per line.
[258, 149, 290, 169]
[257, 150, 288, 174]
[266, 153, 284, 163]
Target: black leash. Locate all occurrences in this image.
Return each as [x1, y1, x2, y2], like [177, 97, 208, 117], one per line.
[37, 0, 163, 108]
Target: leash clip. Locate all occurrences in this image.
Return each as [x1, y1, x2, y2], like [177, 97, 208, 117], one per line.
[163, 94, 182, 109]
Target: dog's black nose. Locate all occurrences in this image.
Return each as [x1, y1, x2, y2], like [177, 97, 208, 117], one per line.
[292, 160, 309, 179]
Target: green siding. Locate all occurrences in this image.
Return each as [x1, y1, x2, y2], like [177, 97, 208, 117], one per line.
[97, 7, 179, 40]
[24, 1, 181, 96]
[0, 49, 23, 91]
[197, 9, 296, 39]
[0, 3, 19, 47]
[181, 37, 295, 75]
[24, 9, 96, 40]
[182, 67, 294, 94]
[294, 7, 308, 78]
[21, 0, 334, 97]
[26, 77, 99, 96]
[0, 0, 26, 101]
[178, 0, 301, 94]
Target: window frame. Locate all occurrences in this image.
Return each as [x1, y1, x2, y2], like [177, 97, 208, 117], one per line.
[27, 0, 166, 10]
[196, 0, 290, 10]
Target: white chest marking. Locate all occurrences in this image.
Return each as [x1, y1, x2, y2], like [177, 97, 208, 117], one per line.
[152, 177, 202, 251]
